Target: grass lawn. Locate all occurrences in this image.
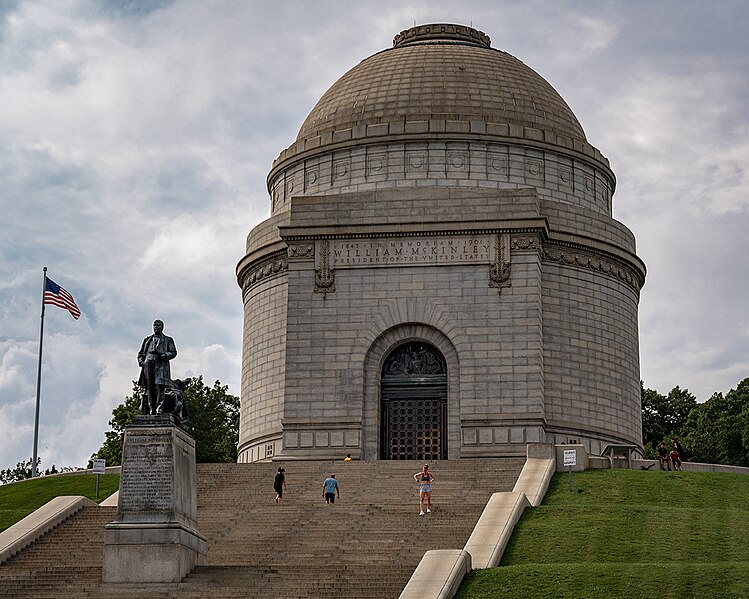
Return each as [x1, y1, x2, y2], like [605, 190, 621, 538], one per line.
[0, 473, 119, 533]
[456, 469, 749, 599]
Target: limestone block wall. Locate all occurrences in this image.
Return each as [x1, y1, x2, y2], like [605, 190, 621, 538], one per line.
[237, 276, 288, 463]
[280, 249, 547, 459]
[541, 262, 642, 454]
[460, 249, 545, 456]
[540, 200, 638, 255]
[244, 212, 288, 256]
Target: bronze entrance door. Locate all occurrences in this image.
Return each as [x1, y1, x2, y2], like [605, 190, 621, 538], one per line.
[380, 342, 447, 460]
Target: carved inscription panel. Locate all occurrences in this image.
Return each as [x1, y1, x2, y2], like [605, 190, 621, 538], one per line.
[332, 235, 492, 268]
[119, 432, 174, 515]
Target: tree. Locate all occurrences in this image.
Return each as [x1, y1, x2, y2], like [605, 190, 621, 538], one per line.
[641, 382, 697, 455]
[641, 383, 667, 450]
[90, 376, 239, 466]
[185, 377, 239, 463]
[682, 378, 749, 467]
[0, 458, 58, 484]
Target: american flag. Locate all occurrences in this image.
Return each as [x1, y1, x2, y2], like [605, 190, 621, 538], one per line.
[44, 277, 81, 320]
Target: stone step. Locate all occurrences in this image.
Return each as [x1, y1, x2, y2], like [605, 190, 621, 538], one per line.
[1, 459, 523, 599]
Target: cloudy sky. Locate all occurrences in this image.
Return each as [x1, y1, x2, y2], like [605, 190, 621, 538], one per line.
[1, 0, 747, 471]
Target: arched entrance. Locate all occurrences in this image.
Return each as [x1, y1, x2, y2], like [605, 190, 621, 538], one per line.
[380, 342, 447, 460]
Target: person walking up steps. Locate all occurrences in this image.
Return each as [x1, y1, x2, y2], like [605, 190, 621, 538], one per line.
[273, 467, 286, 504]
[413, 464, 436, 516]
[322, 473, 340, 504]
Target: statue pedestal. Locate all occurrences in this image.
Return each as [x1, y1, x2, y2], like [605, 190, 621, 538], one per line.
[102, 415, 207, 583]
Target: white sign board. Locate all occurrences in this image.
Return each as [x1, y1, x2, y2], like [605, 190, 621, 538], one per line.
[92, 458, 106, 474]
[563, 449, 577, 467]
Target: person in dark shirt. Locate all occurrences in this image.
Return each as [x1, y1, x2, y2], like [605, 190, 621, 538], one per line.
[273, 467, 286, 504]
[657, 443, 670, 470]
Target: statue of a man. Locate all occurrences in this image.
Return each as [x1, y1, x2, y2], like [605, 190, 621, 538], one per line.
[137, 319, 178, 415]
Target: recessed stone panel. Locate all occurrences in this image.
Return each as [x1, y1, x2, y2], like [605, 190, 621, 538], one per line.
[304, 164, 319, 192]
[333, 158, 351, 184]
[343, 430, 360, 447]
[493, 427, 509, 443]
[405, 144, 428, 178]
[478, 427, 493, 444]
[509, 428, 525, 444]
[463, 428, 478, 445]
[525, 150, 544, 184]
[487, 146, 509, 180]
[366, 151, 388, 180]
[526, 427, 542, 443]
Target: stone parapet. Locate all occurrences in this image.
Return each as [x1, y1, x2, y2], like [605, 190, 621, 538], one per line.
[0, 495, 95, 565]
[512, 444, 556, 506]
[398, 549, 472, 599]
[463, 491, 529, 568]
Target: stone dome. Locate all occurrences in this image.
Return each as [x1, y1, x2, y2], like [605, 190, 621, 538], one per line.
[297, 23, 586, 144]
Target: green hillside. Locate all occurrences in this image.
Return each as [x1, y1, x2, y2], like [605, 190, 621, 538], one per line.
[456, 469, 749, 599]
[0, 473, 119, 533]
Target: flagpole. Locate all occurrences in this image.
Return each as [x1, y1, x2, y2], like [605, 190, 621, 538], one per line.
[32, 266, 47, 478]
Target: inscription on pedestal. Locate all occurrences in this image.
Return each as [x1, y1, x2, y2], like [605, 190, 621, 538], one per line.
[118, 433, 174, 516]
[332, 235, 492, 268]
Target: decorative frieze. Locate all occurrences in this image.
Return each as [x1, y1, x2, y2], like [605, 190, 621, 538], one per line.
[242, 253, 288, 290]
[543, 245, 641, 290]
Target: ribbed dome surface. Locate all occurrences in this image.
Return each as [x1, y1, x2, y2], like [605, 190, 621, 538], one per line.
[297, 24, 586, 143]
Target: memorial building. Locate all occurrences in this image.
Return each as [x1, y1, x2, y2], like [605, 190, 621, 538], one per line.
[236, 24, 646, 463]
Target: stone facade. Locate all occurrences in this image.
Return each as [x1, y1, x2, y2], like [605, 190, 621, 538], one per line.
[237, 24, 646, 462]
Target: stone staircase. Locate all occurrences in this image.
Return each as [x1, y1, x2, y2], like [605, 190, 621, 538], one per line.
[0, 458, 524, 599]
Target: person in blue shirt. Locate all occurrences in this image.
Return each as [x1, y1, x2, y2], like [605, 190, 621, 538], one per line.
[322, 474, 340, 504]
